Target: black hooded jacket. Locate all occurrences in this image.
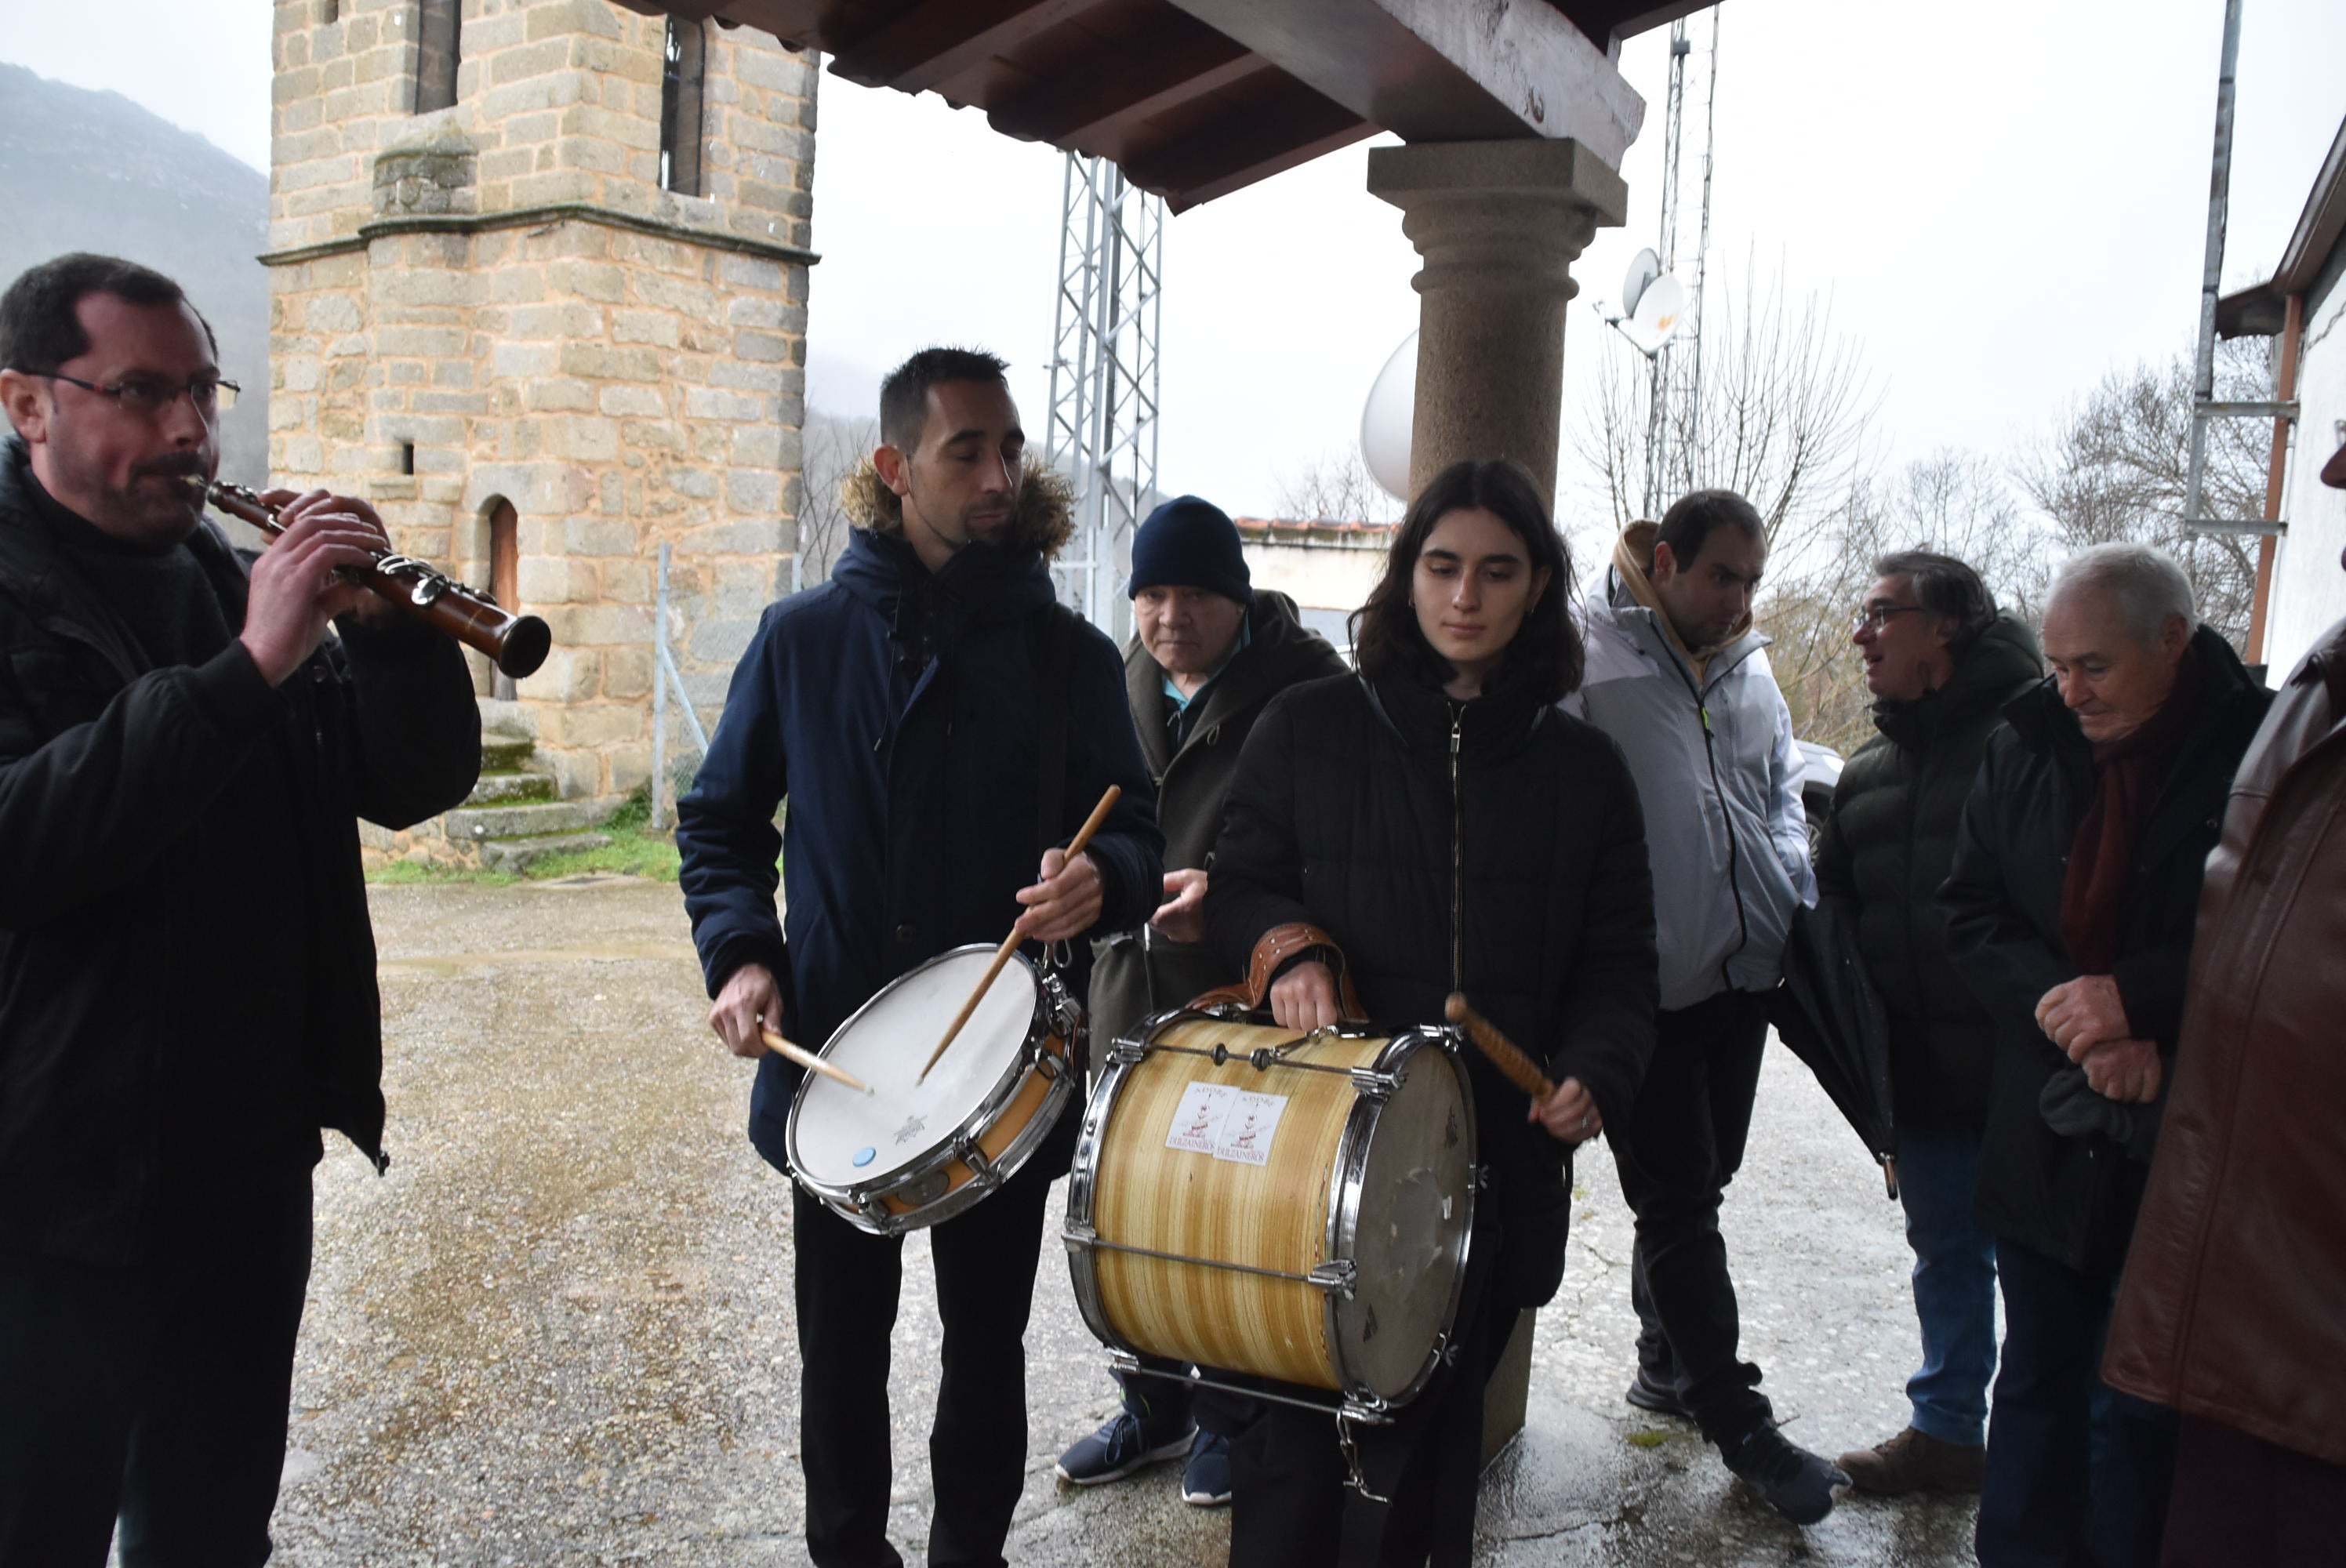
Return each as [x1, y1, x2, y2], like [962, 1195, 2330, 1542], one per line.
[1939, 626, 2269, 1272]
[1816, 611, 2043, 1131]
[0, 441, 481, 1265]
[1206, 666, 1658, 1307]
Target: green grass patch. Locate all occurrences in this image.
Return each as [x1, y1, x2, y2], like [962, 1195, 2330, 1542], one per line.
[367, 858, 518, 887]
[365, 784, 681, 885]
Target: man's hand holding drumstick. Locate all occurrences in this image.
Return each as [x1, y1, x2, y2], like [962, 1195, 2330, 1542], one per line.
[1011, 845, 1104, 944]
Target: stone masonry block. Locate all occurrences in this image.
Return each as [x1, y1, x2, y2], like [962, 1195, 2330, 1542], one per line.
[610, 310, 681, 347]
[597, 385, 666, 417]
[722, 464, 779, 514]
[527, 378, 596, 412]
[600, 558, 652, 605]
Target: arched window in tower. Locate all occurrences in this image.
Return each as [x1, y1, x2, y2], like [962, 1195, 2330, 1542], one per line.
[659, 19, 706, 196]
[489, 498, 519, 699]
[415, 0, 460, 114]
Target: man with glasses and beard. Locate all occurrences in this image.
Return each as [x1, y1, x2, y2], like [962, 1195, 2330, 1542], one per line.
[1817, 554, 2043, 1495]
[0, 252, 481, 1565]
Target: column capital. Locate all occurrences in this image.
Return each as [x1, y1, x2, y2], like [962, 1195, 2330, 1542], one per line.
[1366, 138, 1628, 227]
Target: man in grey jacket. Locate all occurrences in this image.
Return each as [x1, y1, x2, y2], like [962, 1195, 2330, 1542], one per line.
[1053, 495, 1346, 1506]
[1567, 488, 1843, 1523]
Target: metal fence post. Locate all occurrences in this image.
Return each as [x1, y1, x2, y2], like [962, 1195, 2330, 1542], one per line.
[653, 543, 670, 830]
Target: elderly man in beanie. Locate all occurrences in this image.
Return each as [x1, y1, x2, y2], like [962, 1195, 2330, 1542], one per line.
[1054, 495, 1345, 1505]
[2102, 436, 2346, 1565]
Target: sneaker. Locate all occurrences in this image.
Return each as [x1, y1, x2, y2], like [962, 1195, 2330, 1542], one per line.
[1719, 1422, 1848, 1525]
[1055, 1410, 1195, 1486]
[1836, 1426, 1986, 1496]
[1624, 1366, 1694, 1421]
[1181, 1430, 1232, 1507]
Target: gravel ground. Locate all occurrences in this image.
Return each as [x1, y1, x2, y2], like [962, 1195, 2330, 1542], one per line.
[260, 877, 1979, 1566]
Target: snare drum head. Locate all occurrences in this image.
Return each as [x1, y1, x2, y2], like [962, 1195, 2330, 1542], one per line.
[790, 949, 1039, 1191]
[1339, 1040, 1474, 1402]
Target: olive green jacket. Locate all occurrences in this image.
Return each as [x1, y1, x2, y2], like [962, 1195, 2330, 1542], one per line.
[1088, 590, 1346, 1050]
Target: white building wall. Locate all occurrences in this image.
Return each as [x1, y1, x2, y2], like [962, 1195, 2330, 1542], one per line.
[2265, 279, 2346, 677]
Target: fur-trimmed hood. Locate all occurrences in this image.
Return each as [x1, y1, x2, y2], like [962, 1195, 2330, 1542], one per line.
[841, 456, 1077, 561]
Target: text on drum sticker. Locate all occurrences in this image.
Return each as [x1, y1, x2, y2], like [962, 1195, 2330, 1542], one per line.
[1165, 1082, 1289, 1166]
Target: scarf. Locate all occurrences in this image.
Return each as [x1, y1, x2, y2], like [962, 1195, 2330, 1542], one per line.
[2060, 648, 2202, 974]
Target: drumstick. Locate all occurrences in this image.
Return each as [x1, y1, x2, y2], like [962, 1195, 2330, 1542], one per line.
[1444, 993, 1556, 1100]
[761, 1028, 877, 1095]
[917, 784, 1123, 1084]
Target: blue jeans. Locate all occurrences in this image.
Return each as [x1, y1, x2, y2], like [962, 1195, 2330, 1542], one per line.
[1895, 1125, 1999, 1446]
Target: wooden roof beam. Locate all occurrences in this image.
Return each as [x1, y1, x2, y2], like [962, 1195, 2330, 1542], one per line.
[828, 0, 1098, 95]
[1120, 80, 1373, 212]
[988, 24, 1258, 147]
[1166, 0, 1642, 165]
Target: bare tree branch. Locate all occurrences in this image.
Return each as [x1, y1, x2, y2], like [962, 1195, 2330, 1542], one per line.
[1274, 447, 1400, 524]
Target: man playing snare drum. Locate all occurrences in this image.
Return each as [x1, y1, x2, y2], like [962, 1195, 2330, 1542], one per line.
[677, 347, 1160, 1568]
[1052, 495, 1345, 1505]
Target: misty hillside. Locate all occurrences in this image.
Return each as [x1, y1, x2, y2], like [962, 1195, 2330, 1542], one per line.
[0, 63, 270, 485]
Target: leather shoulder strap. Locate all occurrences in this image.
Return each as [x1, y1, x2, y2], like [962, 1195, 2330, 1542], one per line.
[1189, 921, 1367, 1022]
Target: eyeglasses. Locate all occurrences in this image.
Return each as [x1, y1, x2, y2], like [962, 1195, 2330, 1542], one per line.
[1852, 602, 1927, 633]
[34, 372, 239, 418]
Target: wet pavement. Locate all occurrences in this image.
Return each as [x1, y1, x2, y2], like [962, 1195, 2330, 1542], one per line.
[267, 878, 1980, 1566]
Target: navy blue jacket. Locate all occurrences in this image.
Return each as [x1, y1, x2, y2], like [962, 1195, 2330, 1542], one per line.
[677, 527, 1162, 1173]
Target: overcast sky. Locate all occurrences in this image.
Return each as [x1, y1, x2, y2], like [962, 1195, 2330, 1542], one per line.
[6, 0, 2342, 523]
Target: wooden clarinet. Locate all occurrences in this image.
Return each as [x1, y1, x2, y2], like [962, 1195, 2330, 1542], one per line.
[185, 477, 551, 678]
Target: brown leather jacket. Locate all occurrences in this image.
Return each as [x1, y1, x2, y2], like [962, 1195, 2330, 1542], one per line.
[2103, 617, 2346, 1465]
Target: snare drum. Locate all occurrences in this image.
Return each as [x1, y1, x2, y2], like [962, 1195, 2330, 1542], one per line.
[787, 945, 1081, 1236]
[1064, 1011, 1475, 1414]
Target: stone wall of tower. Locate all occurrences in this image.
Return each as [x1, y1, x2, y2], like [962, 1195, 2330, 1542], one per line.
[263, 0, 815, 803]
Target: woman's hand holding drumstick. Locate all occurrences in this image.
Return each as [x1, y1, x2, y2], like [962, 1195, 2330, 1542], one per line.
[919, 786, 1123, 1083]
[1444, 993, 1605, 1149]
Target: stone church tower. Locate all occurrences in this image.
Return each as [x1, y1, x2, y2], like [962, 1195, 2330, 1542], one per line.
[261, 0, 816, 853]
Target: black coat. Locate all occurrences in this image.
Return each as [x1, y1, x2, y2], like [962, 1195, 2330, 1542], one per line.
[1088, 590, 1347, 1047]
[1939, 626, 2269, 1273]
[677, 526, 1162, 1175]
[1206, 669, 1658, 1308]
[0, 443, 481, 1266]
[1815, 612, 2043, 1132]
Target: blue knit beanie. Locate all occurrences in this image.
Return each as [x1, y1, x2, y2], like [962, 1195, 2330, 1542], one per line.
[1128, 495, 1252, 604]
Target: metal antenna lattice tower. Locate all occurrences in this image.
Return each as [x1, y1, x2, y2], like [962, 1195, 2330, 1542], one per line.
[1045, 152, 1164, 646]
[1641, 9, 1721, 518]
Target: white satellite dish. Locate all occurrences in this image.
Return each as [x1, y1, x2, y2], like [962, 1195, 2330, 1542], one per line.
[1619, 272, 1687, 356]
[1360, 329, 1418, 502]
[1621, 248, 1661, 317]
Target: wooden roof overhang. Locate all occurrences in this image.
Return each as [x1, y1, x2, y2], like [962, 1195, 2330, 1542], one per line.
[619, 0, 1698, 210]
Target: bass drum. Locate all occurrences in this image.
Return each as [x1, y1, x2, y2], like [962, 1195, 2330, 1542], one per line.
[1064, 1011, 1475, 1412]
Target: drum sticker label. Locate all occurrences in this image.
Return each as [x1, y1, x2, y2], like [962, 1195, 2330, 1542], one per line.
[1214, 1091, 1288, 1167]
[1165, 1083, 1291, 1164]
[1166, 1083, 1237, 1154]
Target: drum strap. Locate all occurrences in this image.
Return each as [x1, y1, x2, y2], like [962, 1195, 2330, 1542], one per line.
[1189, 922, 1368, 1022]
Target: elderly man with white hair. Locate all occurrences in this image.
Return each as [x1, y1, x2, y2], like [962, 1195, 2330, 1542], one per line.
[1940, 542, 2271, 1568]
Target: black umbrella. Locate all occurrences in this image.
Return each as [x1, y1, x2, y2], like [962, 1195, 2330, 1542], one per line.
[1767, 898, 1900, 1199]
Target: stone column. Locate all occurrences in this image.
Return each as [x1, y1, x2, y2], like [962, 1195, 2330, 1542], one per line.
[1367, 140, 1626, 499]
[1370, 137, 1626, 1464]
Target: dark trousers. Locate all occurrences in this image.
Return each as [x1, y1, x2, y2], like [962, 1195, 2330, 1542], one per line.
[1226, 1214, 1505, 1568]
[792, 1145, 1059, 1568]
[0, 1174, 314, 1568]
[1610, 987, 1774, 1440]
[1977, 1239, 2177, 1568]
[2160, 1414, 2346, 1567]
